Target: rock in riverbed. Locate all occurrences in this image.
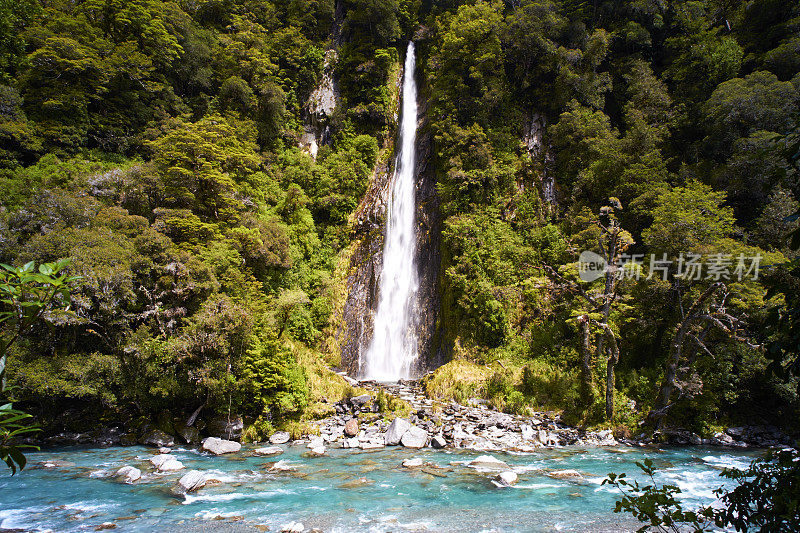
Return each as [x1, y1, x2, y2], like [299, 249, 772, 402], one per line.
[402, 458, 424, 468]
[254, 446, 283, 457]
[115, 466, 141, 483]
[202, 437, 241, 455]
[171, 470, 206, 495]
[467, 455, 509, 470]
[494, 471, 518, 487]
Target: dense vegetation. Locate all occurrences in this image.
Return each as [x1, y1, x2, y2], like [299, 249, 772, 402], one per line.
[0, 0, 798, 446]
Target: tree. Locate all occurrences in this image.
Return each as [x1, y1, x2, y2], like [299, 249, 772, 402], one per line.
[543, 199, 633, 419]
[645, 282, 749, 428]
[0, 260, 77, 473]
[642, 181, 735, 258]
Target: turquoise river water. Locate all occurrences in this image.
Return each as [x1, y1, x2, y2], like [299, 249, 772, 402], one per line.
[0, 444, 761, 532]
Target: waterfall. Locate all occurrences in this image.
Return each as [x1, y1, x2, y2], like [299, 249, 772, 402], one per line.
[363, 42, 419, 381]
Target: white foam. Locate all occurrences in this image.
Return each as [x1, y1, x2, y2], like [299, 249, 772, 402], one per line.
[195, 509, 241, 520]
[183, 489, 293, 504]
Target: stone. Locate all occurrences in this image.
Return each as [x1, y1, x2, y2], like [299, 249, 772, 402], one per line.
[401, 425, 428, 449]
[344, 419, 359, 437]
[431, 434, 447, 449]
[202, 437, 241, 455]
[149, 454, 173, 468]
[726, 427, 746, 439]
[495, 471, 518, 487]
[40, 460, 76, 468]
[139, 429, 175, 448]
[254, 446, 284, 457]
[360, 441, 384, 450]
[547, 469, 584, 481]
[402, 458, 424, 468]
[158, 447, 171, 454]
[343, 375, 359, 387]
[384, 418, 411, 445]
[95, 523, 117, 530]
[270, 431, 291, 444]
[270, 460, 296, 472]
[206, 415, 244, 441]
[713, 432, 735, 445]
[280, 522, 304, 533]
[467, 455, 509, 470]
[115, 466, 141, 483]
[307, 436, 324, 449]
[158, 459, 184, 472]
[172, 470, 206, 495]
[350, 394, 372, 407]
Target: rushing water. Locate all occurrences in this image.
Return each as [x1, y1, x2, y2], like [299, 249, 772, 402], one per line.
[0, 444, 760, 532]
[363, 42, 420, 381]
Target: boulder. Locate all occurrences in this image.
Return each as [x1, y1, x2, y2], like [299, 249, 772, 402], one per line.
[495, 471, 518, 487]
[431, 434, 447, 449]
[344, 419, 359, 437]
[158, 447, 171, 454]
[400, 425, 428, 449]
[306, 437, 324, 449]
[270, 431, 291, 444]
[254, 446, 284, 457]
[467, 455, 509, 470]
[140, 429, 175, 448]
[202, 437, 241, 455]
[206, 415, 244, 441]
[308, 445, 326, 455]
[271, 460, 296, 472]
[402, 458, 424, 468]
[172, 470, 206, 495]
[547, 469, 584, 481]
[115, 466, 141, 483]
[384, 418, 411, 445]
[350, 394, 371, 407]
[149, 454, 173, 468]
[158, 458, 184, 472]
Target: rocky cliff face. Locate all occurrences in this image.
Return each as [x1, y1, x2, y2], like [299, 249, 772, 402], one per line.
[337, 70, 442, 377]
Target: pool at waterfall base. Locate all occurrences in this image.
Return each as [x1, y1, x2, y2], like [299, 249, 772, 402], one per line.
[0, 444, 761, 532]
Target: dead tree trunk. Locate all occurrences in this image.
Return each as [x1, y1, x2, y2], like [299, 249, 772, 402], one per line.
[579, 315, 594, 407]
[597, 323, 620, 420]
[647, 283, 726, 427]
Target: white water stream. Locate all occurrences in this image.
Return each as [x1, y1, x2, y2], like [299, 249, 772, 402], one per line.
[363, 42, 419, 381]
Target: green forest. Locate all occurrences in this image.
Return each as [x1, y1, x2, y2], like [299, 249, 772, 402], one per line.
[0, 0, 799, 449]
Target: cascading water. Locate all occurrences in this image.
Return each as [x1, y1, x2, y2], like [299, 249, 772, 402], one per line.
[363, 42, 419, 381]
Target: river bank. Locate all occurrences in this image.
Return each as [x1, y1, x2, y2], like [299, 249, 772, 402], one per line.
[30, 375, 793, 453]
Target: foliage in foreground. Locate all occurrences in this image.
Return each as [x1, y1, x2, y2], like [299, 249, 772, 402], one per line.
[604, 451, 800, 532]
[0, 260, 77, 473]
